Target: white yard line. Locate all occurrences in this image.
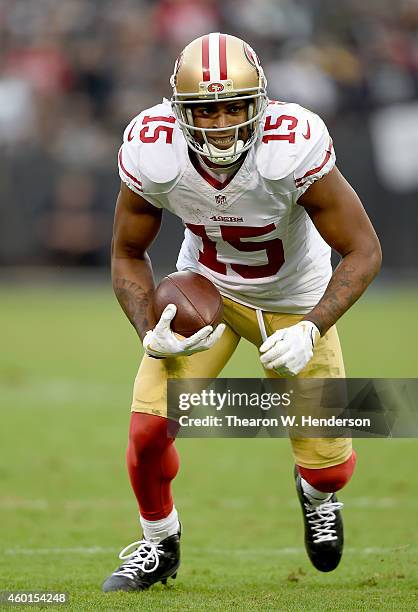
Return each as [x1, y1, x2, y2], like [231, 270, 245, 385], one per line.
[1, 379, 127, 402]
[0, 497, 410, 510]
[4, 545, 413, 556]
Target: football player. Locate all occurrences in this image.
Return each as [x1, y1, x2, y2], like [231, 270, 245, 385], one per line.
[103, 33, 381, 591]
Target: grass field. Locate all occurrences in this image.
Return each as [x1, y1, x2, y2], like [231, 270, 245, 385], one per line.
[0, 281, 417, 611]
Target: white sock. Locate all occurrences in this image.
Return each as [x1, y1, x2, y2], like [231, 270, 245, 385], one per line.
[140, 507, 180, 543]
[301, 478, 332, 507]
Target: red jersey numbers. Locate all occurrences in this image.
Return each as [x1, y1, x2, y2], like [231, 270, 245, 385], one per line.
[262, 114, 298, 144]
[221, 225, 285, 279]
[139, 115, 175, 144]
[185, 224, 226, 275]
[186, 223, 285, 279]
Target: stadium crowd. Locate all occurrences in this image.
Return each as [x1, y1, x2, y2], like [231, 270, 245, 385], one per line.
[1, 0, 418, 265]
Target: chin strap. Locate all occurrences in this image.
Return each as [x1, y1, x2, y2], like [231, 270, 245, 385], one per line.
[202, 139, 245, 165]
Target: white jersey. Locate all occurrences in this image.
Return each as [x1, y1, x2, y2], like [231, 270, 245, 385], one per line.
[118, 99, 336, 313]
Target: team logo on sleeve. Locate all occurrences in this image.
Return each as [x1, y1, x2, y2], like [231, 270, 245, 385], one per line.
[127, 121, 137, 142]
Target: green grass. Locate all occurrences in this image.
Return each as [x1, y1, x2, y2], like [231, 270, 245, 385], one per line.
[0, 283, 417, 610]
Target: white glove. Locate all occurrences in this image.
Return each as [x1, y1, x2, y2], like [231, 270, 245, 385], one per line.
[143, 303, 226, 358]
[259, 321, 320, 376]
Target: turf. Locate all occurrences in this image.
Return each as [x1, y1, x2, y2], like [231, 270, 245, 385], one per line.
[0, 282, 417, 610]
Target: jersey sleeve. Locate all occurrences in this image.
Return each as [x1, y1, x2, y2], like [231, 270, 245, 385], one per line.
[256, 104, 336, 199]
[293, 115, 335, 200]
[117, 117, 163, 207]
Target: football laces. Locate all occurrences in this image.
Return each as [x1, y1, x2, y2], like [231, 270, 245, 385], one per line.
[114, 539, 162, 577]
[304, 501, 344, 543]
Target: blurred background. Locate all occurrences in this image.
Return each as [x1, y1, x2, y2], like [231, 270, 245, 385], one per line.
[0, 0, 418, 274]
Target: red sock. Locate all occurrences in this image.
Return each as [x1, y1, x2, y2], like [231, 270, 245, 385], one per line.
[126, 413, 179, 521]
[297, 450, 357, 492]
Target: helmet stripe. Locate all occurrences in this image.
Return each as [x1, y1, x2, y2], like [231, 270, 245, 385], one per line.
[219, 33, 227, 80]
[202, 34, 210, 81]
[209, 32, 220, 80]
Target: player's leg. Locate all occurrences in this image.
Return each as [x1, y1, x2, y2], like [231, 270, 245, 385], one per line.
[103, 323, 240, 592]
[221, 296, 266, 346]
[127, 325, 239, 525]
[262, 312, 354, 571]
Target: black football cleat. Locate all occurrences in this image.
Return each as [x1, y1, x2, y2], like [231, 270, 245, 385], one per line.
[102, 531, 180, 592]
[295, 471, 344, 572]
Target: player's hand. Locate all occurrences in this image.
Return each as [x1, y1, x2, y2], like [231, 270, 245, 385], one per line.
[143, 304, 226, 358]
[259, 321, 320, 376]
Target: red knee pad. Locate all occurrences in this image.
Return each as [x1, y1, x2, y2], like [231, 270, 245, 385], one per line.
[128, 412, 177, 459]
[127, 413, 179, 520]
[297, 450, 357, 492]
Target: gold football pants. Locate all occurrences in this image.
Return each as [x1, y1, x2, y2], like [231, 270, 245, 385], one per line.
[131, 296, 351, 469]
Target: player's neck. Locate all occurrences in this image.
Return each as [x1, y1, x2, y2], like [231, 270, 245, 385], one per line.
[196, 152, 245, 177]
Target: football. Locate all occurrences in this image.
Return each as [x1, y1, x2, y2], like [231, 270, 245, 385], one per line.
[153, 271, 224, 337]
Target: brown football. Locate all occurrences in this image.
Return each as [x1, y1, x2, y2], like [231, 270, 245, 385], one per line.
[153, 271, 224, 337]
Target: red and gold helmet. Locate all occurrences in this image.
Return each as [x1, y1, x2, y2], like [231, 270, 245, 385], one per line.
[170, 33, 268, 164]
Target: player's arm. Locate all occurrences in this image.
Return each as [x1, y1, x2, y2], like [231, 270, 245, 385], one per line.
[111, 181, 162, 340]
[112, 182, 225, 356]
[260, 166, 381, 375]
[298, 166, 382, 335]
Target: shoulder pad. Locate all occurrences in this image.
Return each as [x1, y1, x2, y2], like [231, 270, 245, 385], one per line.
[256, 103, 328, 180]
[122, 100, 188, 194]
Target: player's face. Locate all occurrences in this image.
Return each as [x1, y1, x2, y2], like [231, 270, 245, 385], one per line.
[191, 100, 249, 150]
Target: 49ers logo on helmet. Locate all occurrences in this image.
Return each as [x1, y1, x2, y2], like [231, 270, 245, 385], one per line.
[208, 82, 224, 93]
